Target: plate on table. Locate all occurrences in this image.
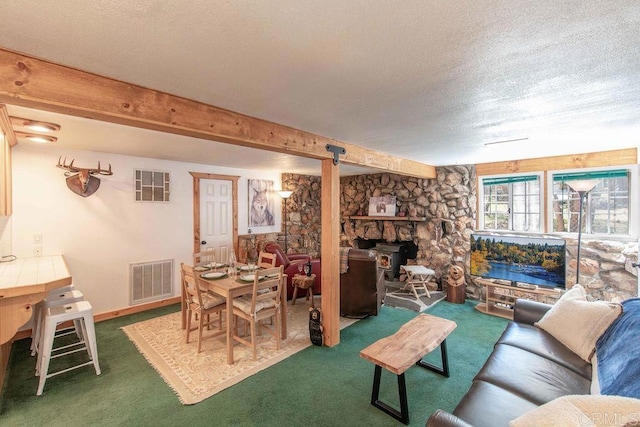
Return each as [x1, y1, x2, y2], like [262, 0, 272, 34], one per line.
[201, 271, 227, 280]
[194, 266, 209, 272]
[239, 274, 260, 282]
[205, 262, 226, 269]
[239, 265, 258, 271]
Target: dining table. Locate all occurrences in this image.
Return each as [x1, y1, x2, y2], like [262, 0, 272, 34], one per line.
[182, 265, 288, 364]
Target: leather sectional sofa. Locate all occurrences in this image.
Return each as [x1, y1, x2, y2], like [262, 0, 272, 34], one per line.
[426, 298, 623, 426]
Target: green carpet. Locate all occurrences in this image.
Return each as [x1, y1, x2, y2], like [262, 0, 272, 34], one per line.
[0, 300, 508, 426]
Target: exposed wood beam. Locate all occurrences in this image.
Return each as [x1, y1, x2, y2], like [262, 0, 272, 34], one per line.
[476, 148, 637, 176]
[0, 48, 435, 179]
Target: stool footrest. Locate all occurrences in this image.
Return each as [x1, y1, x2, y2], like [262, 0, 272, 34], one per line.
[51, 344, 89, 360]
[44, 360, 97, 380]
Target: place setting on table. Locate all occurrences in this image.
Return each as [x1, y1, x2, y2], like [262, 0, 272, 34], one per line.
[196, 254, 276, 284]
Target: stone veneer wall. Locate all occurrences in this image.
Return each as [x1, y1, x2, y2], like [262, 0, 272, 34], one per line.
[341, 167, 477, 293]
[238, 173, 322, 262]
[241, 167, 639, 301]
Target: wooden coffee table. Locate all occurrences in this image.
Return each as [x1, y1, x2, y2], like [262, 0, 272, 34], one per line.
[360, 313, 457, 424]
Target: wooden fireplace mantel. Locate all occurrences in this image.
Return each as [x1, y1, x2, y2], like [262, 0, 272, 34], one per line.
[345, 216, 427, 221]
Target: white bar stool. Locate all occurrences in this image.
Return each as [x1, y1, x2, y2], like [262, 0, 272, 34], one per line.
[30, 284, 77, 354]
[31, 288, 84, 357]
[36, 300, 101, 396]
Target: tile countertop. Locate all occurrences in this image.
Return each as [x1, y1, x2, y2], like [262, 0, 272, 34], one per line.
[0, 255, 71, 297]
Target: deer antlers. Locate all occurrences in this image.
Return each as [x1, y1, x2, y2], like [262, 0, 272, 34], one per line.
[56, 156, 113, 176]
[56, 156, 113, 197]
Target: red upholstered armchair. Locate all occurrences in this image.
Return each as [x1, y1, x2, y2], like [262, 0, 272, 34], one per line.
[264, 242, 322, 300]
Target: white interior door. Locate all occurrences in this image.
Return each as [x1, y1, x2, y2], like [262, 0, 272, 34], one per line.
[200, 179, 233, 262]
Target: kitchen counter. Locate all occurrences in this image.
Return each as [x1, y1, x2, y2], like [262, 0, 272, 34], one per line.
[0, 255, 71, 388]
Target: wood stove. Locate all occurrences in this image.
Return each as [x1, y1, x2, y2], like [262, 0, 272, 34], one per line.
[372, 243, 406, 280]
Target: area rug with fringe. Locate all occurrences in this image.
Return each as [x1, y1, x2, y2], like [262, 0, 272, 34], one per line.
[121, 302, 357, 405]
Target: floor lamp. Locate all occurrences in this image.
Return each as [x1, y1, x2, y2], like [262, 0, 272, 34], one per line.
[567, 179, 599, 284]
[278, 190, 293, 253]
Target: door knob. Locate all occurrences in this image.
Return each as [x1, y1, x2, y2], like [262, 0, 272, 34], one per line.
[201, 240, 207, 245]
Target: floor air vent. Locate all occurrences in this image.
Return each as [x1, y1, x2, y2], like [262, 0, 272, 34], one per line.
[130, 259, 173, 305]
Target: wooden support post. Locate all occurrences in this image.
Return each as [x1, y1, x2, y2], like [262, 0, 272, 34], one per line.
[321, 158, 340, 346]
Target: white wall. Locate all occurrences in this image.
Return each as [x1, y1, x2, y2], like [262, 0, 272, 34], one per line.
[8, 143, 282, 315]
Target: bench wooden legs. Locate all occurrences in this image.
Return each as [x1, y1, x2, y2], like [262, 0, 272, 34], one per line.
[371, 365, 410, 424]
[369, 339, 450, 425]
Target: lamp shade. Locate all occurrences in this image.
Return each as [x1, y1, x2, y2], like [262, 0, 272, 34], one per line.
[567, 179, 599, 193]
[278, 190, 293, 199]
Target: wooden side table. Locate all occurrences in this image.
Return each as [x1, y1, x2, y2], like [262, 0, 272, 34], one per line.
[291, 274, 316, 307]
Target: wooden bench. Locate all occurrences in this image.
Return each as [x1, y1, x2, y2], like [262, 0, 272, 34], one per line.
[360, 313, 457, 424]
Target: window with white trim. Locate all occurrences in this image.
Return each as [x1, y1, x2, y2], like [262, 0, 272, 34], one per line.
[480, 174, 542, 232]
[551, 169, 630, 235]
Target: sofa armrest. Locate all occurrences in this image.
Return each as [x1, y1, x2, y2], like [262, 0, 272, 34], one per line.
[288, 254, 310, 262]
[513, 299, 552, 325]
[426, 409, 474, 427]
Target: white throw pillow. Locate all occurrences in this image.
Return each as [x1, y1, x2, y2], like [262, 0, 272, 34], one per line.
[510, 395, 640, 427]
[535, 284, 622, 362]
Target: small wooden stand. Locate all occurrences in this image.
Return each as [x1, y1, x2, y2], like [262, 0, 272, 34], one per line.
[399, 265, 434, 299]
[446, 282, 466, 304]
[291, 274, 316, 307]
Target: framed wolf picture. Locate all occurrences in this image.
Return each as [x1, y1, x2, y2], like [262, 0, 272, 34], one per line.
[248, 179, 275, 227]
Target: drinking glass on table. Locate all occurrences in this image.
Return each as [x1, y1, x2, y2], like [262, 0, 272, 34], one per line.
[228, 252, 237, 278]
[297, 263, 303, 275]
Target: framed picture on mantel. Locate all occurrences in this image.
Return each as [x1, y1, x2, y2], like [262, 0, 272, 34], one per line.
[368, 195, 396, 217]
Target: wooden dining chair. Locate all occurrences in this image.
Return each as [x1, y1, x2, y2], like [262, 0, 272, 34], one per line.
[231, 266, 284, 360]
[193, 250, 217, 268]
[181, 263, 227, 353]
[257, 251, 277, 269]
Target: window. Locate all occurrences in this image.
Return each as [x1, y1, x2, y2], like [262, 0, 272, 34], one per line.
[480, 174, 542, 232]
[551, 169, 630, 235]
[135, 169, 170, 202]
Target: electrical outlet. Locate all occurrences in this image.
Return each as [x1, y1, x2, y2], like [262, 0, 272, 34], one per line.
[33, 246, 42, 256]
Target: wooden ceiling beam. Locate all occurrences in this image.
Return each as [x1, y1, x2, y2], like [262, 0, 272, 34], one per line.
[0, 48, 435, 178]
[476, 148, 637, 176]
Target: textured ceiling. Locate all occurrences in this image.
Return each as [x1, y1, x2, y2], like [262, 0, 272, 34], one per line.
[1, 1, 639, 174]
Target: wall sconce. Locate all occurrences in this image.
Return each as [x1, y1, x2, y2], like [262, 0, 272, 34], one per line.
[278, 190, 294, 253]
[567, 179, 599, 284]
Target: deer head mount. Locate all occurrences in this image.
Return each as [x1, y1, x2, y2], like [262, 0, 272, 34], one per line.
[56, 157, 113, 197]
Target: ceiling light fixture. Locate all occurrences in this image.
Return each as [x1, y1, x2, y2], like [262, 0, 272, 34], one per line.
[484, 137, 529, 146]
[14, 131, 58, 143]
[9, 116, 61, 132]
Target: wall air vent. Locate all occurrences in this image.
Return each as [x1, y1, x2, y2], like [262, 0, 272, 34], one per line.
[130, 259, 173, 305]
